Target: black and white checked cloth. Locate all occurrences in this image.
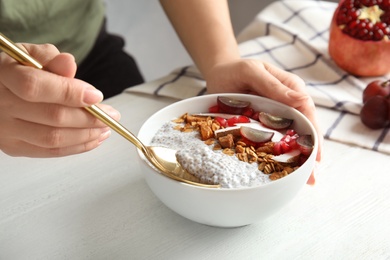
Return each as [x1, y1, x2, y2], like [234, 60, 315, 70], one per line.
[126, 0, 390, 154]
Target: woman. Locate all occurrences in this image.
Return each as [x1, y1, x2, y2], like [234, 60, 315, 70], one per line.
[0, 0, 321, 183]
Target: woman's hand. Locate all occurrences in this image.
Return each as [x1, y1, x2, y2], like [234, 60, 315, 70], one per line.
[0, 43, 120, 157]
[205, 59, 323, 185]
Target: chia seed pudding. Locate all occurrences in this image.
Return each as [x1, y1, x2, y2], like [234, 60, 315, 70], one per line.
[151, 121, 271, 188]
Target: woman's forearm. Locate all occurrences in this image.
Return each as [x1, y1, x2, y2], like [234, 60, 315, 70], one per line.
[160, 0, 240, 80]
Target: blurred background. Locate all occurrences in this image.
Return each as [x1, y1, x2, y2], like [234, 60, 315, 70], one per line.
[105, 0, 338, 82]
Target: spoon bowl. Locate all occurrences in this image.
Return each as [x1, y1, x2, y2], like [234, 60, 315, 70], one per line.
[86, 104, 219, 188]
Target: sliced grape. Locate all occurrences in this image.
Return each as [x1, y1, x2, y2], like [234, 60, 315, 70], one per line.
[240, 126, 274, 143]
[296, 135, 314, 156]
[258, 112, 293, 130]
[217, 96, 251, 115]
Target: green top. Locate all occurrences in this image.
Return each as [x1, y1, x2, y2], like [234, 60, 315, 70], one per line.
[0, 0, 105, 64]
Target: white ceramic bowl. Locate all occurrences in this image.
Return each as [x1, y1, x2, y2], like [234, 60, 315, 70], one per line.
[137, 94, 318, 227]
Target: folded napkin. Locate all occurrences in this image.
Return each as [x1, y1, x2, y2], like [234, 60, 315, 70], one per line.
[126, 0, 390, 154]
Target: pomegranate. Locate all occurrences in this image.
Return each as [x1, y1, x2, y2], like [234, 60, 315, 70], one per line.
[328, 0, 390, 76]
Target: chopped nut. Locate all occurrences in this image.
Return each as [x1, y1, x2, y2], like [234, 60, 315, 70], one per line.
[204, 139, 215, 145]
[256, 142, 274, 154]
[236, 140, 247, 147]
[247, 149, 258, 161]
[172, 118, 185, 123]
[237, 152, 249, 162]
[211, 122, 220, 132]
[214, 127, 241, 139]
[186, 114, 208, 124]
[219, 134, 234, 149]
[173, 125, 182, 131]
[283, 166, 294, 174]
[222, 148, 235, 156]
[258, 161, 267, 171]
[269, 170, 289, 180]
[200, 124, 214, 140]
[213, 143, 222, 150]
[235, 145, 245, 154]
[263, 164, 275, 174]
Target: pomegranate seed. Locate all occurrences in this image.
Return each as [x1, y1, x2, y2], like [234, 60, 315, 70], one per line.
[286, 129, 297, 136]
[251, 111, 260, 121]
[281, 134, 291, 142]
[208, 105, 219, 113]
[215, 117, 227, 127]
[289, 139, 299, 150]
[226, 115, 250, 126]
[273, 142, 283, 156]
[240, 136, 259, 148]
[280, 141, 291, 153]
[242, 107, 254, 118]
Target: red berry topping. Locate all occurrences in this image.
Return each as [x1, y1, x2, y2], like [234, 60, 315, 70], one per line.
[226, 115, 251, 126]
[208, 105, 219, 113]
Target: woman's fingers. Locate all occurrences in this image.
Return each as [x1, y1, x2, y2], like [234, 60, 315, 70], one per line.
[2, 89, 120, 128]
[0, 44, 103, 107]
[0, 43, 121, 157]
[0, 65, 103, 106]
[0, 134, 111, 158]
[45, 53, 77, 78]
[0, 116, 110, 148]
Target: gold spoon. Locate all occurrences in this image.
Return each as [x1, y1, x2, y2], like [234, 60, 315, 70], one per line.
[0, 33, 219, 188]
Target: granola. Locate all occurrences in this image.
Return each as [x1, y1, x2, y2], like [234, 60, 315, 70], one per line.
[173, 113, 299, 181]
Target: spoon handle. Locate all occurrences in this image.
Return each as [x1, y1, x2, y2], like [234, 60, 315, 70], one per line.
[0, 33, 149, 154]
[0, 33, 43, 69]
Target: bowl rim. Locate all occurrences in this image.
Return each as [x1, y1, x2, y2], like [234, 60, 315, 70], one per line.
[137, 93, 319, 191]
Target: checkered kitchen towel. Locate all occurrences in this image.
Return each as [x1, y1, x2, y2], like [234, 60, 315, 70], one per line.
[126, 0, 390, 154]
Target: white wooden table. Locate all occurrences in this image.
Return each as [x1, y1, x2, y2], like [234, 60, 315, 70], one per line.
[1, 92, 389, 259]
